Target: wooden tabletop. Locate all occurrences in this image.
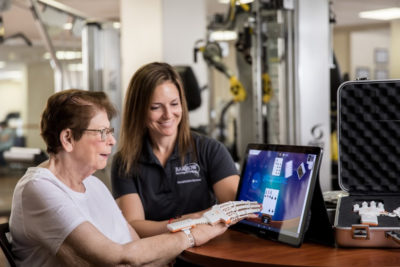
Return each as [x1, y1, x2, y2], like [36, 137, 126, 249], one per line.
[180, 229, 400, 266]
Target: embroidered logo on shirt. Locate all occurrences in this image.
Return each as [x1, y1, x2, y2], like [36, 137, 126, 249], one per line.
[175, 163, 200, 177]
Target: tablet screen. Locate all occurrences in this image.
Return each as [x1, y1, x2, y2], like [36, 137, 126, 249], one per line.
[234, 144, 323, 247]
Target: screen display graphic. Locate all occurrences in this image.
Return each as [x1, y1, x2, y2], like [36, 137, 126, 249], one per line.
[237, 149, 318, 238]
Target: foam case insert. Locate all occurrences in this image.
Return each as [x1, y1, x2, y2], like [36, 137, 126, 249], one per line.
[337, 80, 400, 228]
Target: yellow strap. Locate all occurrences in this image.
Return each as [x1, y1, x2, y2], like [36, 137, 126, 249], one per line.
[262, 73, 273, 103]
[331, 130, 338, 162]
[229, 76, 247, 102]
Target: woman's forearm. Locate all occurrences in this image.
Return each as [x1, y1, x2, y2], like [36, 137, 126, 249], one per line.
[129, 219, 170, 237]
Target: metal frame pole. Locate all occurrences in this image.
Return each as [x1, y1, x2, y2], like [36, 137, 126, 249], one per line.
[28, 0, 64, 92]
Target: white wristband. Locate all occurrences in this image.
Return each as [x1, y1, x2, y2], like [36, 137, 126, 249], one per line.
[183, 228, 195, 247]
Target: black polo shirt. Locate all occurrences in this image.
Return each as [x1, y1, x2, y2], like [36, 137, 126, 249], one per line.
[111, 132, 238, 221]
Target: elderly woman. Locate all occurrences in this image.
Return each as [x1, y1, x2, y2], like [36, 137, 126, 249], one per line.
[111, 62, 240, 238]
[9, 89, 232, 267]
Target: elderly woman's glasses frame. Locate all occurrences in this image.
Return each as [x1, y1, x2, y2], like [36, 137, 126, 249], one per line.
[83, 128, 114, 141]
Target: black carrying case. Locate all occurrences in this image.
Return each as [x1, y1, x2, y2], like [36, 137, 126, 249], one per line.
[334, 79, 400, 247]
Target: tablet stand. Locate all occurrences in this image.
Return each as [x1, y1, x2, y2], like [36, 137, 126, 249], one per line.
[304, 175, 335, 246]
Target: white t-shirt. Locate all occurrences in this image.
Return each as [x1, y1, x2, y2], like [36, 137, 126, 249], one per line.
[9, 167, 132, 267]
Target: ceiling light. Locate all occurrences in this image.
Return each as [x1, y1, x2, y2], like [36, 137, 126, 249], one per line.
[359, 7, 400, 21]
[218, 0, 254, 4]
[210, 30, 238, 41]
[63, 22, 73, 30]
[58, 51, 82, 60]
[43, 51, 82, 60]
[113, 22, 121, 29]
[68, 63, 83, 72]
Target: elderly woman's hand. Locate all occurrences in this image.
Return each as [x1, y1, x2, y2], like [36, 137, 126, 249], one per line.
[190, 223, 229, 247]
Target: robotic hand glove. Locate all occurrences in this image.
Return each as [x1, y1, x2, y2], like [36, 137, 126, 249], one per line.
[354, 201, 400, 226]
[353, 201, 385, 226]
[167, 200, 261, 232]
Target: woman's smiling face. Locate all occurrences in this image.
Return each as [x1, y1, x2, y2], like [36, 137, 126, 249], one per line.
[147, 81, 182, 139]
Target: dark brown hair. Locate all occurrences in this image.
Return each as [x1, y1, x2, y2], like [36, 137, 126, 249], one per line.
[118, 62, 193, 173]
[41, 89, 116, 154]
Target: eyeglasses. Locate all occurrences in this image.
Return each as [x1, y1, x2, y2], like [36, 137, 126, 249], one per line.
[82, 127, 114, 141]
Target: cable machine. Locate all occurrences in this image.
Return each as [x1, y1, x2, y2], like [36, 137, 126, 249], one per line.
[202, 0, 296, 159]
[203, 0, 331, 190]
